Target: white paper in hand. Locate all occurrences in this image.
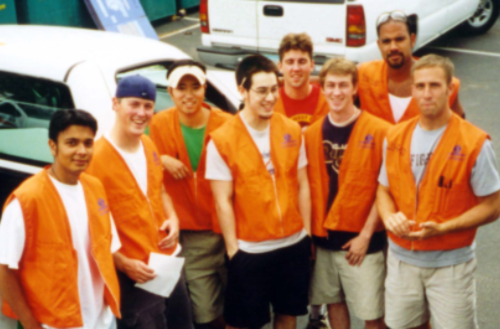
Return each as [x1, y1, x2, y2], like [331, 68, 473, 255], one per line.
[135, 252, 185, 298]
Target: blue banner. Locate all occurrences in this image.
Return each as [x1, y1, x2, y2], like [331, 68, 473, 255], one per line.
[84, 0, 158, 40]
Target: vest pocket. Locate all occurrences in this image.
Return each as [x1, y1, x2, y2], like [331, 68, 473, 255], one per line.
[24, 242, 77, 310]
[108, 195, 146, 230]
[440, 184, 475, 218]
[336, 171, 378, 231]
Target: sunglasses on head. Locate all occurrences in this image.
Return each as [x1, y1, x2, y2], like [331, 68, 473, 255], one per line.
[376, 10, 407, 28]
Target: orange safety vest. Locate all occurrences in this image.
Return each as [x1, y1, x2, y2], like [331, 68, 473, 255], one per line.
[273, 85, 330, 127]
[358, 60, 460, 124]
[210, 113, 304, 242]
[385, 113, 489, 251]
[150, 105, 232, 232]
[87, 136, 177, 263]
[1, 169, 120, 328]
[305, 111, 390, 237]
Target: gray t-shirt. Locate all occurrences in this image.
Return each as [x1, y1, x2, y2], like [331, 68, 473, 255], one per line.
[379, 124, 500, 268]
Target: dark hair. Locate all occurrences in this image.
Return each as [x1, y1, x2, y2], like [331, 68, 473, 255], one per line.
[279, 33, 314, 61]
[49, 109, 98, 142]
[236, 55, 279, 90]
[166, 59, 207, 79]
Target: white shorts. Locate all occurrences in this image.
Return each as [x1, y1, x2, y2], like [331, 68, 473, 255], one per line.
[310, 247, 385, 321]
[385, 250, 478, 329]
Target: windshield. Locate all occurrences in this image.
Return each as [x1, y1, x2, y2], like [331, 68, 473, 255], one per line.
[116, 62, 236, 114]
[0, 71, 74, 164]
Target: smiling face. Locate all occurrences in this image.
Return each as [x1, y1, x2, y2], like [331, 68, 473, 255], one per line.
[169, 75, 206, 115]
[49, 125, 95, 175]
[322, 73, 357, 114]
[377, 21, 415, 69]
[112, 97, 155, 138]
[279, 49, 314, 89]
[240, 71, 279, 120]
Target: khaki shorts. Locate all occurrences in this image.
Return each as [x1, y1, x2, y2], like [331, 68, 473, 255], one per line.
[180, 230, 227, 324]
[310, 247, 385, 321]
[385, 251, 478, 329]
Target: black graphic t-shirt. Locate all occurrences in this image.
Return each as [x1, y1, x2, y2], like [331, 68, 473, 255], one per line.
[313, 115, 385, 253]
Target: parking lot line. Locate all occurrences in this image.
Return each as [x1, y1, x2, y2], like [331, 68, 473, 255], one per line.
[159, 24, 201, 39]
[428, 46, 500, 58]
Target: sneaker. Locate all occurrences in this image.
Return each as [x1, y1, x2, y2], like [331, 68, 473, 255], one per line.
[306, 314, 329, 329]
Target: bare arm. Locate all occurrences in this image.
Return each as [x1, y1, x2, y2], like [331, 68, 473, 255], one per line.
[376, 184, 415, 237]
[0, 265, 42, 329]
[210, 180, 239, 258]
[451, 95, 465, 118]
[409, 190, 500, 239]
[113, 252, 156, 283]
[342, 202, 381, 266]
[158, 186, 179, 249]
[297, 167, 311, 236]
[161, 155, 191, 180]
[360, 202, 381, 239]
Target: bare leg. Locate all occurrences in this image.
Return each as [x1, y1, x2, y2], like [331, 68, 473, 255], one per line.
[273, 314, 296, 329]
[327, 302, 349, 329]
[365, 318, 385, 329]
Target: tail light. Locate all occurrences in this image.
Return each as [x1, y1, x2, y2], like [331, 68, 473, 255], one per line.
[200, 0, 210, 34]
[346, 5, 366, 47]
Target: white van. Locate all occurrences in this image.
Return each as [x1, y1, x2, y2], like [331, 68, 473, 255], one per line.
[197, 0, 498, 68]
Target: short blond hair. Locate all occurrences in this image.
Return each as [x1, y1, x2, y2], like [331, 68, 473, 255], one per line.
[279, 33, 313, 61]
[412, 54, 454, 84]
[319, 57, 358, 87]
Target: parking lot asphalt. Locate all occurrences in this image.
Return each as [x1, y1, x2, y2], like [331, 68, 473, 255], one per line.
[156, 15, 500, 328]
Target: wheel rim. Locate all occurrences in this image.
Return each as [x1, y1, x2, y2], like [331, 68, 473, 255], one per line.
[468, 0, 494, 27]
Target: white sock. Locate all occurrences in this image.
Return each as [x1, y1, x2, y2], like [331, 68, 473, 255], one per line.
[310, 305, 324, 320]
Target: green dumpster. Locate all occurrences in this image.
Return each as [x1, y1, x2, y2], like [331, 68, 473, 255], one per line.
[15, 0, 95, 28]
[176, 0, 199, 10]
[140, 0, 176, 22]
[0, 0, 17, 24]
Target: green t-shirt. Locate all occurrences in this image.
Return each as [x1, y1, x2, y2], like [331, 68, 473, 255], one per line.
[180, 123, 206, 172]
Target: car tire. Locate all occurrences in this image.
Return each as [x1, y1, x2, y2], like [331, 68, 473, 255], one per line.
[460, 0, 499, 35]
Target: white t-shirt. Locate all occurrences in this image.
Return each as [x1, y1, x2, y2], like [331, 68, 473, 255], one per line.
[104, 133, 181, 257]
[389, 93, 412, 123]
[105, 133, 147, 196]
[205, 113, 308, 253]
[0, 176, 121, 329]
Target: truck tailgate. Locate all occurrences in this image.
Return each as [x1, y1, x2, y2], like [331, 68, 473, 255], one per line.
[257, 0, 346, 56]
[207, 0, 258, 51]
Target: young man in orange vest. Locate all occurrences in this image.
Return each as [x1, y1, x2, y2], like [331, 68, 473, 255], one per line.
[275, 33, 329, 130]
[150, 60, 232, 329]
[377, 54, 500, 329]
[0, 110, 121, 329]
[87, 76, 194, 329]
[358, 11, 465, 124]
[206, 55, 311, 329]
[275, 33, 329, 329]
[305, 58, 389, 329]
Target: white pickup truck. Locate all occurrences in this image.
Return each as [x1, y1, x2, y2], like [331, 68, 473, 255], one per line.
[197, 0, 498, 68]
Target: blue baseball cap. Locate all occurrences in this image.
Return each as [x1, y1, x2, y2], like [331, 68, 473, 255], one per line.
[116, 75, 156, 101]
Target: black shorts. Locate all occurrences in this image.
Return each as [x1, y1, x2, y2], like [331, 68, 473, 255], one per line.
[223, 236, 311, 328]
[117, 270, 194, 329]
